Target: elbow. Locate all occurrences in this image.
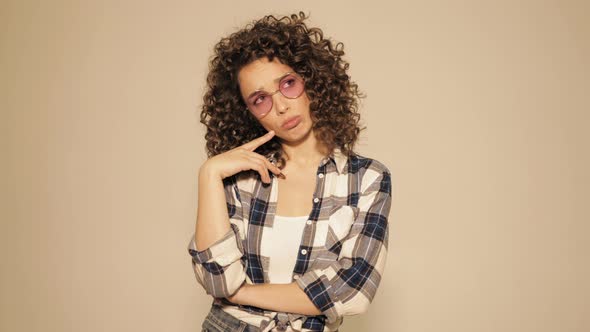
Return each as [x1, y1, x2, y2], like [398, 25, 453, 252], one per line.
[338, 293, 373, 319]
[208, 270, 246, 298]
[351, 300, 371, 316]
[314, 294, 373, 324]
[196, 262, 247, 298]
[187, 227, 248, 298]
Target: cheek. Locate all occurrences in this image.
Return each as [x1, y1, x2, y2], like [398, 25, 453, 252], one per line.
[303, 91, 311, 103]
[298, 92, 311, 109]
[256, 118, 273, 131]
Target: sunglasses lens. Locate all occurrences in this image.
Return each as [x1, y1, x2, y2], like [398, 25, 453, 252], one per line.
[249, 94, 272, 117]
[280, 75, 304, 98]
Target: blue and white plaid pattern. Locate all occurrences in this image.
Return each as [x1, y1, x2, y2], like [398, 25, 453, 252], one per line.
[188, 148, 392, 331]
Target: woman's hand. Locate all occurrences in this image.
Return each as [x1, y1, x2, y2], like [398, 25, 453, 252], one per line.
[200, 130, 283, 183]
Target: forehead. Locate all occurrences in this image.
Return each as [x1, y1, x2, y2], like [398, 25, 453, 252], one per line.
[238, 57, 294, 94]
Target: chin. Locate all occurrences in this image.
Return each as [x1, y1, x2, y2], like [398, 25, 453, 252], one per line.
[278, 122, 313, 142]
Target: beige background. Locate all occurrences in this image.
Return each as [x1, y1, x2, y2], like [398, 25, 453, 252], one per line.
[1, 0, 588, 331]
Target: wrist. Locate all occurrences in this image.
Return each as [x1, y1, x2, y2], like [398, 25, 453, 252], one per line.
[228, 283, 251, 305]
[238, 283, 253, 305]
[199, 162, 223, 180]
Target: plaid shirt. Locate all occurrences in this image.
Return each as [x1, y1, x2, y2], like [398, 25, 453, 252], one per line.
[187, 148, 392, 331]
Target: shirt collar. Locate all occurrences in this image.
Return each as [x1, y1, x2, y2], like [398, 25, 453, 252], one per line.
[319, 147, 348, 174]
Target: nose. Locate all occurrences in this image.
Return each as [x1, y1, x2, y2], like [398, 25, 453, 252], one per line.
[272, 92, 289, 114]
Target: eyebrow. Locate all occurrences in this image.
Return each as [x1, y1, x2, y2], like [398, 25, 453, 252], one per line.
[246, 72, 293, 100]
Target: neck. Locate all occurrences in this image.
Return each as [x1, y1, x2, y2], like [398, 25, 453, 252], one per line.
[280, 130, 329, 169]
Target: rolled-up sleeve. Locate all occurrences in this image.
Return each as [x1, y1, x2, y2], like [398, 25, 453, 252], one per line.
[187, 176, 247, 298]
[295, 165, 392, 324]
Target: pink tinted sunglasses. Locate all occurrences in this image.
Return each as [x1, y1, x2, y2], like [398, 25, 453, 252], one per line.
[245, 72, 305, 118]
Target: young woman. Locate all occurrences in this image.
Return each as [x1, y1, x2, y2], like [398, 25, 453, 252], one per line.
[187, 12, 392, 332]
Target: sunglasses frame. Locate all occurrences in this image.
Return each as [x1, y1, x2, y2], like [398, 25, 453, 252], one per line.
[245, 72, 305, 118]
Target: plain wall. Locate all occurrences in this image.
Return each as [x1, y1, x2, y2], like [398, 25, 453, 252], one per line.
[1, 0, 588, 331]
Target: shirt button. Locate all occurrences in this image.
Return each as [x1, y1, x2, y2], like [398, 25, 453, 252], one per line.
[306, 220, 312, 225]
[301, 249, 307, 255]
[313, 197, 319, 203]
[318, 173, 324, 179]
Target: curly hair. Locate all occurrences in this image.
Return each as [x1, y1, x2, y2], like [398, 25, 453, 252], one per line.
[200, 11, 365, 168]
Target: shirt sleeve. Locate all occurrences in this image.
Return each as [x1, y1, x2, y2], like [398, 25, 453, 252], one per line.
[295, 164, 392, 324]
[187, 175, 247, 298]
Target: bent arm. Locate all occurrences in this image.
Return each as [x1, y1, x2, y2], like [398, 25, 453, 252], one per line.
[195, 165, 232, 250]
[187, 166, 247, 298]
[228, 282, 322, 316]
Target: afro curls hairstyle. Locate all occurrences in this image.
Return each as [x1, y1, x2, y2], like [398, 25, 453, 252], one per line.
[199, 11, 365, 169]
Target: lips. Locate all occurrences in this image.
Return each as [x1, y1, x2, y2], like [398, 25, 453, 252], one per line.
[281, 116, 301, 129]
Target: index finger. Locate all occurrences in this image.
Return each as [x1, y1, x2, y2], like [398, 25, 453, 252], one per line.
[242, 130, 275, 151]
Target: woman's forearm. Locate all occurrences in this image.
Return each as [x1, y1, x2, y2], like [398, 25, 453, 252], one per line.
[194, 165, 231, 251]
[230, 282, 322, 316]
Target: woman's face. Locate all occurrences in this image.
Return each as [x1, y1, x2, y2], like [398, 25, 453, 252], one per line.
[237, 57, 313, 144]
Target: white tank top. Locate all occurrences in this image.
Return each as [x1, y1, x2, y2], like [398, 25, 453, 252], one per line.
[263, 214, 309, 284]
